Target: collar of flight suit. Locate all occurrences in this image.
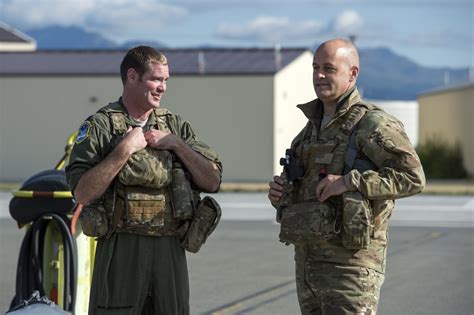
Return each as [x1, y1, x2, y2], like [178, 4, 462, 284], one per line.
[108, 97, 172, 129]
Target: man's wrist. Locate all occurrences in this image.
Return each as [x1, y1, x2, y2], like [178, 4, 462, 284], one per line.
[171, 136, 185, 154]
[343, 170, 359, 192]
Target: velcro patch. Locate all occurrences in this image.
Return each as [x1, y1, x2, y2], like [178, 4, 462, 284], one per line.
[75, 121, 92, 144]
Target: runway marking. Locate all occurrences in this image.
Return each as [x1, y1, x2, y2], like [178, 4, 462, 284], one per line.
[205, 279, 295, 315]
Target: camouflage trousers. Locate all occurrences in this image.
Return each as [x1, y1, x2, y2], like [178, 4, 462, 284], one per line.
[295, 245, 385, 315]
[88, 233, 189, 315]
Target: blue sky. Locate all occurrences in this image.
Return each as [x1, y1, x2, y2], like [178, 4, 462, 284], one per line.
[1, 0, 472, 68]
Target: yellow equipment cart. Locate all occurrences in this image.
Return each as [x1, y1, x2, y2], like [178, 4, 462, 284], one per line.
[8, 133, 96, 315]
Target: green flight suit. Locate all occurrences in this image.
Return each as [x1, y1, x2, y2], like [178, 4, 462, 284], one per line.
[66, 99, 222, 315]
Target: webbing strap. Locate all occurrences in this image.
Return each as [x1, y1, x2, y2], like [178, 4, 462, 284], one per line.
[109, 109, 173, 135]
[343, 104, 370, 174]
[110, 112, 127, 134]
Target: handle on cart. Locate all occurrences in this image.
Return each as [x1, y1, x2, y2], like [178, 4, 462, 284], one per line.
[55, 131, 78, 170]
[12, 191, 73, 198]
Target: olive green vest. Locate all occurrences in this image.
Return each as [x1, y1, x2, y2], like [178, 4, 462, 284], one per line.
[103, 106, 184, 237]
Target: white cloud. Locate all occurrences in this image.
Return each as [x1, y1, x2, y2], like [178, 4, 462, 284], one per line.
[216, 11, 365, 44]
[329, 10, 364, 35]
[1, 0, 187, 42]
[2, 0, 95, 27]
[216, 16, 323, 43]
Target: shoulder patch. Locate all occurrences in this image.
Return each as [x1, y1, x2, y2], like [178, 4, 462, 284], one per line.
[75, 121, 92, 144]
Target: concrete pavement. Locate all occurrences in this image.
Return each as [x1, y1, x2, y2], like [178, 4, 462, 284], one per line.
[1, 192, 473, 314]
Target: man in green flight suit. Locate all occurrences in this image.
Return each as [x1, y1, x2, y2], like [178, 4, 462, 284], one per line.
[268, 38, 425, 314]
[66, 46, 222, 314]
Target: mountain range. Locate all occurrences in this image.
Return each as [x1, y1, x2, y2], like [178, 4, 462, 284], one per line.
[26, 26, 166, 50]
[25, 25, 470, 100]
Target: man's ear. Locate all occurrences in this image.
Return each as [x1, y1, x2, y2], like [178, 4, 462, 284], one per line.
[127, 68, 138, 82]
[349, 65, 359, 82]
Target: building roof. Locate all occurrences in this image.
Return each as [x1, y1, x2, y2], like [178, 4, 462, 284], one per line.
[418, 81, 474, 98]
[0, 48, 310, 76]
[0, 27, 26, 43]
[0, 22, 35, 44]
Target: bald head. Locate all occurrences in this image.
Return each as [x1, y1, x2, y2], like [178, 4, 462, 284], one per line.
[312, 38, 360, 106]
[316, 38, 359, 70]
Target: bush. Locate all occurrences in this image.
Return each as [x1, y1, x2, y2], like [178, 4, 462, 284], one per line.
[416, 137, 468, 179]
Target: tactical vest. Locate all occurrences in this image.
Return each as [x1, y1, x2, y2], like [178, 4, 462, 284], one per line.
[104, 107, 192, 236]
[295, 103, 373, 202]
[79, 104, 222, 252]
[279, 102, 377, 248]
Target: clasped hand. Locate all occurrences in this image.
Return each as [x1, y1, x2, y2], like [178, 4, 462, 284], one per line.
[268, 174, 348, 204]
[121, 126, 178, 155]
[316, 174, 348, 202]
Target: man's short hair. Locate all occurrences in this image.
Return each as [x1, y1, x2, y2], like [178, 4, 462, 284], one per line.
[120, 46, 168, 84]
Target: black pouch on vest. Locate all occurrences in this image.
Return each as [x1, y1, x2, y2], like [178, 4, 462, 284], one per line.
[341, 191, 373, 249]
[180, 196, 221, 253]
[169, 165, 194, 220]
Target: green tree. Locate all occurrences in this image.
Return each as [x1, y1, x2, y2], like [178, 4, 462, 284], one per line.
[416, 137, 468, 179]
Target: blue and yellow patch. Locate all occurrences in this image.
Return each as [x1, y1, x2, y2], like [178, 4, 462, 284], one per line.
[75, 121, 92, 144]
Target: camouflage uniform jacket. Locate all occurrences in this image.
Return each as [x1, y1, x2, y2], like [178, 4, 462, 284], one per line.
[287, 87, 425, 273]
[65, 99, 222, 234]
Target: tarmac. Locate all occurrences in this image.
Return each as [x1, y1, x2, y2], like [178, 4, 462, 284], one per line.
[1, 190, 473, 314]
[1, 219, 472, 315]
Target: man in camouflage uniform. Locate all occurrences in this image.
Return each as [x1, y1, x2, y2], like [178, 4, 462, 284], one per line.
[268, 38, 425, 314]
[66, 46, 222, 315]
